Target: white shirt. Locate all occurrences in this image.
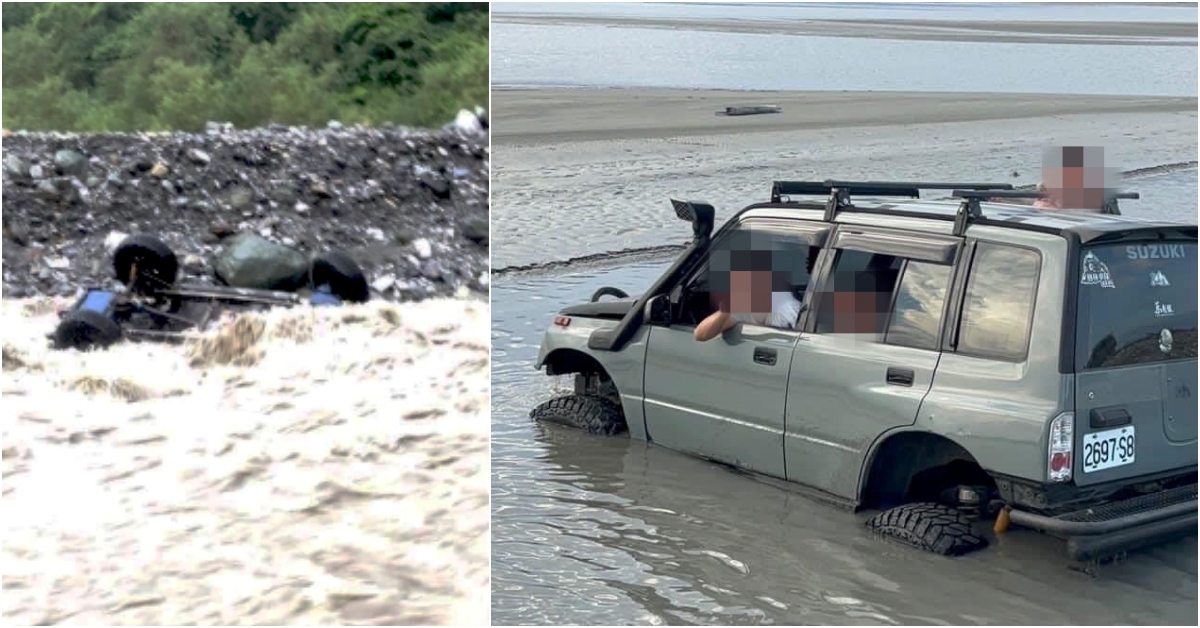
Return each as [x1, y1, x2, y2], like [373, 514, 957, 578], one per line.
[731, 291, 803, 330]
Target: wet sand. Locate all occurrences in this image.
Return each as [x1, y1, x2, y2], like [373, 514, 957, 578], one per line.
[492, 13, 1198, 46]
[491, 88, 1198, 269]
[492, 88, 1198, 144]
[2, 297, 489, 625]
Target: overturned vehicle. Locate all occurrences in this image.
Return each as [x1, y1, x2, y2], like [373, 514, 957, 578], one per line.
[52, 234, 370, 351]
[531, 180, 1197, 563]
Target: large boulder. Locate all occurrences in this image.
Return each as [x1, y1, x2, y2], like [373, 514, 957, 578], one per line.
[54, 149, 87, 176]
[212, 233, 308, 291]
[4, 154, 29, 178]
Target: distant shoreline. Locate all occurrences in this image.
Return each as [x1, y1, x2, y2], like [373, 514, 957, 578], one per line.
[492, 13, 1197, 46]
[491, 88, 1199, 144]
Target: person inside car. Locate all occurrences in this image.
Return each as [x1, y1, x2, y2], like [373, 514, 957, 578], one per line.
[694, 248, 808, 341]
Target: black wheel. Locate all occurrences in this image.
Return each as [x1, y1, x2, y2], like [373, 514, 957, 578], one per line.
[591, 286, 629, 302]
[54, 309, 122, 351]
[113, 234, 178, 292]
[311, 250, 369, 303]
[866, 502, 987, 557]
[530, 394, 627, 436]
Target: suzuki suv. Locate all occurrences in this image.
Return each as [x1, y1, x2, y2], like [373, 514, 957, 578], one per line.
[530, 180, 1197, 561]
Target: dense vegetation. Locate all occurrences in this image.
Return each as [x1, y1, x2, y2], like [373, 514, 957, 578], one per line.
[2, 2, 488, 132]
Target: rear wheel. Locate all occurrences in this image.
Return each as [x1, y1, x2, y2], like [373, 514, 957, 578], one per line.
[531, 394, 627, 436]
[866, 502, 987, 556]
[311, 251, 369, 303]
[113, 235, 178, 293]
[54, 309, 122, 351]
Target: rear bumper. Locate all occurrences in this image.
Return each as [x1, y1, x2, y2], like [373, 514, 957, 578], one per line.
[1008, 483, 1197, 561]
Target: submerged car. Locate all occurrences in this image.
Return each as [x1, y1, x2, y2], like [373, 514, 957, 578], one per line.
[52, 234, 370, 351]
[531, 180, 1197, 562]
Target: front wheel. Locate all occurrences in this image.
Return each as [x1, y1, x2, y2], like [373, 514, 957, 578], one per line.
[530, 394, 627, 436]
[54, 309, 123, 351]
[865, 502, 987, 556]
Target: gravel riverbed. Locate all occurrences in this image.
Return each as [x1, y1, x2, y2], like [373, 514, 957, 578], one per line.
[2, 123, 489, 301]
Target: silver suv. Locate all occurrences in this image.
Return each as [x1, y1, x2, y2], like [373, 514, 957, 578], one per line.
[531, 181, 1197, 561]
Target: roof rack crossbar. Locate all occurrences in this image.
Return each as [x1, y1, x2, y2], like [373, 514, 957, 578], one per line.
[823, 181, 1016, 191]
[952, 190, 1140, 200]
[772, 179, 1016, 221]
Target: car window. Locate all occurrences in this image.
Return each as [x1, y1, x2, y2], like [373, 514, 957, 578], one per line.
[956, 243, 1040, 361]
[885, 261, 953, 351]
[814, 249, 903, 336]
[689, 224, 819, 291]
[683, 221, 823, 328]
[1076, 241, 1197, 370]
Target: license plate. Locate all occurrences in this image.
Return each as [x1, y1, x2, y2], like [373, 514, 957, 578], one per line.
[1082, 426, 1136, 473]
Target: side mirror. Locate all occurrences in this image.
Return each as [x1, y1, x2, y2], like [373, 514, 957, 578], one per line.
[645, 294, 672, 326]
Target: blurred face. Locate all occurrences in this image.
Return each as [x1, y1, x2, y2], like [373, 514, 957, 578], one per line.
[1041, 147, 1109, 211]
[726, 269, 773, 313]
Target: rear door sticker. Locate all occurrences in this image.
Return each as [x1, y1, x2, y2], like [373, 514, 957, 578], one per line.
[1150, 270, 1170, 287]
[1154, 301, 1175, 317]
[1080, 251, 1115, 288]
[1127, 244, 1187, 260]
[1159, 328, 1174, 353]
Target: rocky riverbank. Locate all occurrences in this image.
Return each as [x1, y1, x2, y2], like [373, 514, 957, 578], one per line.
[2, 120, 489, 301]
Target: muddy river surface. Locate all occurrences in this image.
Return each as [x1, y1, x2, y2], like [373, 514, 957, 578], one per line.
[490, 169, 1199, 625]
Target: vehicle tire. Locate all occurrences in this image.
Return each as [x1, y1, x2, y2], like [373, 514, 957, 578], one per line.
[113, 234, 178, 292]
[530, 394, 627, 436]
[591, 286, 629, 302]
[311, 250, 370, 303]
[865, 502, 987, 557]
[54, 309, 122, 351]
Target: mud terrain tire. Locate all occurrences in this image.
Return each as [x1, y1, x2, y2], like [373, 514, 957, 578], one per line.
[113, 234, 178, 292]
[530, 394, 627, 436]
[866, 502, 987, 556]
[311, 251, 370, 303]
[54, 309, 122, 351]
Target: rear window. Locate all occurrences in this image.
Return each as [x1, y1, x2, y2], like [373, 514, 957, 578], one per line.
[1076, 241, 1198, 370]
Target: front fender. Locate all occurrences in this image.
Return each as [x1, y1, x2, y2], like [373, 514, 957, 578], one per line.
[535, 317, 652, 441]
[535, 317, 615, 370]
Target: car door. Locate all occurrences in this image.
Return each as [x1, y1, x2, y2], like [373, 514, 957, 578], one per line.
[642, 217, 829, 480]
[783, 226, 962, 499]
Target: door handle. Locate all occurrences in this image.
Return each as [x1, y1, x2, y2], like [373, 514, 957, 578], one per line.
[753, 347, 777, 366]
[886, 367, 914, 387]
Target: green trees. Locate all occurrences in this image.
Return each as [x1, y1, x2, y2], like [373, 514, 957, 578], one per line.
[1, 2, 488, 132]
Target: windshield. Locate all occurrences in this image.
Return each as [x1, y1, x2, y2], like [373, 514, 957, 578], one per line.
[1076, 241, 1198, 370]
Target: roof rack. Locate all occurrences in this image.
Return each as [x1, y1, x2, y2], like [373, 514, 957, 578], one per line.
[770, 180, 1016, 222]
[950, 190, 1141, 233]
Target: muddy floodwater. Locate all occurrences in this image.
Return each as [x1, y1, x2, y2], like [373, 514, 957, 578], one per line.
[3, 298, 490, 626]
[490, 170, 1199, 625]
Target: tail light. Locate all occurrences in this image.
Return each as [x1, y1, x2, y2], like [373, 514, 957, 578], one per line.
[1048, 412, 1074, 483]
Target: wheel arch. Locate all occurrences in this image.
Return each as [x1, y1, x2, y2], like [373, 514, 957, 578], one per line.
[541, 348, 610, 379]
[858, 429, 992, 511]
[538, 346, 650, 438]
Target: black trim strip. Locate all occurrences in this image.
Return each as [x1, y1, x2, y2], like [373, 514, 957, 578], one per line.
[833, 229, 959, 264]
[941, 240, 976, 352]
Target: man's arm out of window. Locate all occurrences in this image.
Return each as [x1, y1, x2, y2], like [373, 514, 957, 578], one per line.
[695, 310, 736, 341]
